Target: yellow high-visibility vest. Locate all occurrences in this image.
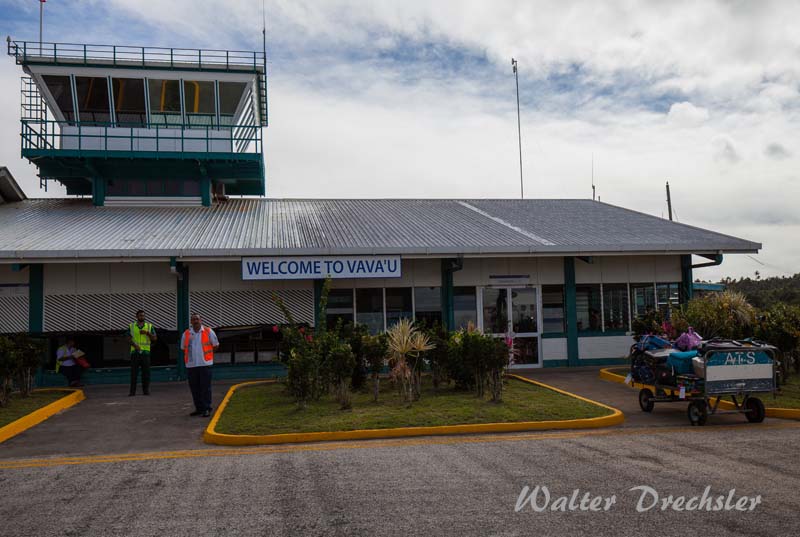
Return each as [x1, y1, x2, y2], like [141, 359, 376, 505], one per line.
[129, 322, 154, 353]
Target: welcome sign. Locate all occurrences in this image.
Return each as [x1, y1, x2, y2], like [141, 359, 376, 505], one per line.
[242, 256, 402, 280]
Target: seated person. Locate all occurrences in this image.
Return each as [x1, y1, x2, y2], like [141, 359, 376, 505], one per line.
[56, 338, 85, 387]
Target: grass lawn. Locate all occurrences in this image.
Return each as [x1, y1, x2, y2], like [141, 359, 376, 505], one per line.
[215, 376, 612, 435]
[0, 391, 68, 428]
[774, 375, 800, 409]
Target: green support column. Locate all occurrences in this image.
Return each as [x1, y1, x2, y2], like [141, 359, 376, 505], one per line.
[29, 263, 45, 387]
[680, 254, 693, 303]
[441, 260, 455, 331]
[563, 257, 579, 367]
[200, 176, 211, 207]
[28, 263, 43, 333]
[175, 260, 189, 380]
[313, 279, 325, 332]
[92, 178, 106, 207]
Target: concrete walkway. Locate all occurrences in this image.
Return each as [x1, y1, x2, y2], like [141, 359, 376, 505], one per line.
[521, 366, 784, 428]
[0, 380, 237, 459]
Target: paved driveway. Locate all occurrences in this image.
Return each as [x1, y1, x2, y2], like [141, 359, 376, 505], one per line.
[521, 367, 786, 428]
[0, 381, 237, 459]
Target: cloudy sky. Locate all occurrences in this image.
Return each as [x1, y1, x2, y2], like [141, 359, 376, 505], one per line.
[1, 0, 798, 280]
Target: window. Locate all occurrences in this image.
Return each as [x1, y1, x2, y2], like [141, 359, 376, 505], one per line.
[413, 287, 441, 328]
[453, 287, 477, 330]
[148, 79, 182, 126]
[511, 287, 538, 333]
[219, 81, 247, 126]
[75, 76, 110, 123]
[657, 283, 681, 318]
[386, 288, 412, 328]
[482, 288, 508, 334]
[576, 284, 601, 332]
[603, 284, 629, 331]
[112, 78, 146, 127]
[183, 80, 216, 128]
[631, 283, 655, 319]
[42, 75, 75, 123]
[356, 288, 384, 334]
[542, 285, 565, 333]
[326, 289, 353, 329]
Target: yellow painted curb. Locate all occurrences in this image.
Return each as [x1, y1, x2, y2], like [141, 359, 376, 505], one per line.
[0, 388, 85, 444]
[204, 374, 624, 446]
[598, 367, 800, 419]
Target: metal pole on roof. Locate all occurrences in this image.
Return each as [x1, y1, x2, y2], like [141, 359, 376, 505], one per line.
[512, 58, 523, 199]
[39, 0, 44, 55]
[666, 181, 673, 221]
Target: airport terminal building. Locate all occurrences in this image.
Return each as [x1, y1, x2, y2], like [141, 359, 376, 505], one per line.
[0, 39, 760, 384]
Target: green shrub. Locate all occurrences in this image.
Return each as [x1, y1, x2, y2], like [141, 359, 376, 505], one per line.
[756, 303, 800, 376]
[362, 333, 388, 402]
[448, 328, 509, 401]
[672, 291, 756, 340]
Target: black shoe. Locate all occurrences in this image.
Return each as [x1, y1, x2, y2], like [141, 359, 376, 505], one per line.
[190, 410, 202, 416]
[129, 393, 135, 397]
[143, 392, 150, 396]
[202, 410, 211, 417]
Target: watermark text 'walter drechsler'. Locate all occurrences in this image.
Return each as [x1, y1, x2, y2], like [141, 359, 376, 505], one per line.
[515, 485, 762, 513]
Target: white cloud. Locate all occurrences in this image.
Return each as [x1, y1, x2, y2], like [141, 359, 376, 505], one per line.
[667, 102, 709, 127]
[1, 0, 799, 279]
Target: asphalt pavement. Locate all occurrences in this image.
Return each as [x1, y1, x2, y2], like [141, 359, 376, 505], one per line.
[1, 369, 798, 536]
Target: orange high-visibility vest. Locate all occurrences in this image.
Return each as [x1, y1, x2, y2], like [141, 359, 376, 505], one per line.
[182, 327, 214, 365]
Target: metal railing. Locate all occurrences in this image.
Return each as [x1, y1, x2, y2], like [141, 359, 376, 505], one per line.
[8, 39, 265, 72]
[20, 119, 262, 157]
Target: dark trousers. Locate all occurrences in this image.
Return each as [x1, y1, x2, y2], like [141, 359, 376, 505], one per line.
[187, 366, 212, 412]
[60, 365, 82, 386]
[130, 352, 151, 395]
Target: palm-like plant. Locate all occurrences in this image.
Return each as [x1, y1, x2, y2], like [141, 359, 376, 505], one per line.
[387, 319, 434, 403]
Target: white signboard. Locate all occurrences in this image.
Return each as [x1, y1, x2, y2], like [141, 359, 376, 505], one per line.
[242, 256, 401, 280]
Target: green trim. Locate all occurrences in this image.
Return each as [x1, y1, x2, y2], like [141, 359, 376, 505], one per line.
[578, 330, 630, 337]
[544, 360, 570, 368]
[91, 177, 106, 206]
[313, 279, 324, 330]
[681, 254, 693, 302]
[22, 149, 263, 162]
[200, 176, 211, 207]
[440, 259, 455, 331]
[541, 332, 567, 339]
[28, 264, 43, 333]
[543, 358, 628, 368]
[563, 257, 579, 366]
[176, 261, 189, 380]
[578, 357, 628, 366]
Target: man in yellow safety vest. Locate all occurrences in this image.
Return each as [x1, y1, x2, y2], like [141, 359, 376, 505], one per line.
[127, 309, 157, 396]
[180, 312, 219, 417]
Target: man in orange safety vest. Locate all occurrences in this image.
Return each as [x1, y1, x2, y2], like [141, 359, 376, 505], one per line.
[180, 313, 219, 417]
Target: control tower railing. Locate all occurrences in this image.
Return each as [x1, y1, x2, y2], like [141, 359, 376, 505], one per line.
[8, 39, 268, 126]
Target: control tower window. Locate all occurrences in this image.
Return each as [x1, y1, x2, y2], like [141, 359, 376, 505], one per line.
[112, 78, 147, 127]
[218, 82, 247, 126]
[148, 79, 182, 126]
[42, 75, 76, 123]
[75, 77, 111, 124]
[183, 80, 216, 128]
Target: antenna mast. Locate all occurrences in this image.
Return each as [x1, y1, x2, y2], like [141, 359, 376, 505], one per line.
[512, 58, 523, 199]
[591, 153, 595, 201]
[666, 181, 673, 221]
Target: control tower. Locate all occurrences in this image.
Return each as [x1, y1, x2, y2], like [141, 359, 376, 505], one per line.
[7, 39, 267, 206]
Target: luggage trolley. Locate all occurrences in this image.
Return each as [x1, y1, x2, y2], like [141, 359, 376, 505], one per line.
[630, 339, 778, 426]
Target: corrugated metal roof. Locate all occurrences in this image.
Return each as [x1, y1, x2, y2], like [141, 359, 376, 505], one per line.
[0, 198, 760, 259]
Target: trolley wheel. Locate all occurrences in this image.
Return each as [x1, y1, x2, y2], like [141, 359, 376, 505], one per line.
[744, 397, 766, 423]
[638, 388, 655, 412]
[687, 401, 708, 426]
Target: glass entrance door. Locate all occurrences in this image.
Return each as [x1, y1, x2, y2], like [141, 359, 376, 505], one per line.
[480, 286, 542, 368]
